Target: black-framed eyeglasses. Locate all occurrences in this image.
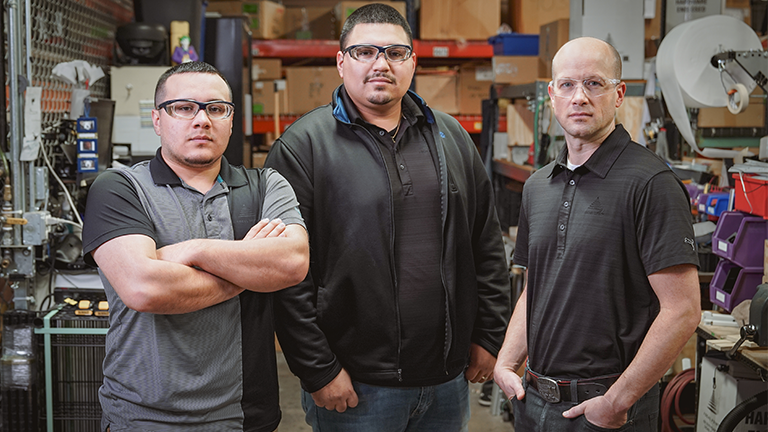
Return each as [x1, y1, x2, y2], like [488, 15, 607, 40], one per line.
[156, 99, 235, 120]
[343, 44, 413, 63]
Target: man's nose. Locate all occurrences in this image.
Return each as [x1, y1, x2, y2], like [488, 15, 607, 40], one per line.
[372, 51, 390, 68]
[192, 108, 213, 126]
[571, 83, 589, 103]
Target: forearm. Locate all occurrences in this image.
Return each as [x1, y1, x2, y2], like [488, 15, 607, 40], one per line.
[605, 306, 699, 411]
[127, 259, 244, 314]
[93, 235, 244, 314]
[496, 285, 528, 371]
[164, 225, 309, 292]
[605, 267, 700, 412]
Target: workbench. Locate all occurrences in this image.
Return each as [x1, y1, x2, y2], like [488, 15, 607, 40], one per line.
[696, 320, 768, 378]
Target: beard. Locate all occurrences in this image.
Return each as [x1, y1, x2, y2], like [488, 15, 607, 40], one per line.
[365, 73, 397, 105]
[367, 91, 394, 105]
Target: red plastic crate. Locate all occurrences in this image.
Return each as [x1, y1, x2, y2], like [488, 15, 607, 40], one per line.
[732, 173, 768, 219]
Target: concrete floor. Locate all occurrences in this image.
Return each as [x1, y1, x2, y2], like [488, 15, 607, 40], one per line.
[276, 352, 514, 432]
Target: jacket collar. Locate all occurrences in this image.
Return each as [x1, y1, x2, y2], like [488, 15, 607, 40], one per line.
[331, 84, 436, 126]
[148, 148, 247, 188]
[549, 124, 631, 179]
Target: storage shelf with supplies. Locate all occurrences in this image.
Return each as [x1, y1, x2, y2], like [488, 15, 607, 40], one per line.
[252, 39, 494, 58]
[254, 114, 508, 135]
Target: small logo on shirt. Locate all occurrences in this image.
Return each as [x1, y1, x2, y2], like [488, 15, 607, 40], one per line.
[584, 197, 605, 215]
[684, 237, 695, 250]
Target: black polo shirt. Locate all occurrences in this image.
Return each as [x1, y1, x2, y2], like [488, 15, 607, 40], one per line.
[339, 88, 446, 384]
[514, 125, 699, 378]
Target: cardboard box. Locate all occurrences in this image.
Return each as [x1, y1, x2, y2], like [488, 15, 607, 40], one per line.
[252, 58, 282, 80]
[458, 63, 493, 115]
[252, 80, 288, 115]
[415, 71, 459, 114]
[206, 1, 285, 39]
[539, 19, 569, 79]
[283, 6, 335, 40]
[334, 1, 406, 37]
[511, 0, 569, 35]
[507, 100, 534, 146]
[698, 90, 766, 127]
[492, 56, 540, 85]
[420, 0, 500, 40]
[285, 67, 342, 114]
[252, 152, 269, 168]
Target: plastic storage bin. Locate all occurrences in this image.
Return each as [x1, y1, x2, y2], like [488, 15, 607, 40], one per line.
[684, 183, 703, 206]
[697, 192, 728, 215]
[732, 173, 768, 219]
[712, 211, 768, 268]
[488, 34, 539, 56]
[709, 260, 763, 312]
[704, 193, 730, 217]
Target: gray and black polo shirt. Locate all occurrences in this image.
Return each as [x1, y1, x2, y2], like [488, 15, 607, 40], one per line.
[514, 125, 698, 379]
[82, 150, 304, 432]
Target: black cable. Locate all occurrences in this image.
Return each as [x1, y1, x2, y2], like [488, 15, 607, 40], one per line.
[716, 389, 767, 432]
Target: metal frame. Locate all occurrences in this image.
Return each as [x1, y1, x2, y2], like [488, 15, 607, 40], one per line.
[34, 305, 108, 432]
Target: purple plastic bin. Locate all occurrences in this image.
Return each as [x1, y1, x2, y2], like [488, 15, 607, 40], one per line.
[685, 183, 702, 206]
[697, 192, 712, 214]
[709, 260, 763, 312]
[712, 211, 768, 268]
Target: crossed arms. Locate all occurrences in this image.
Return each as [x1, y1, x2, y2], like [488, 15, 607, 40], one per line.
[93, 218, 309, 314]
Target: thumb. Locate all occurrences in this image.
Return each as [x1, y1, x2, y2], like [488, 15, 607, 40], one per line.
[563, 402, 586, 418]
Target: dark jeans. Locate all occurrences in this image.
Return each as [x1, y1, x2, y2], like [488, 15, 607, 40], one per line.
[301, 373, 470, 432]
[513, 381, 660, 432]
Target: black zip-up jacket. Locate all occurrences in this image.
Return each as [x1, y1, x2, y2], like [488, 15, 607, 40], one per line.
[265, 86, 510, 391]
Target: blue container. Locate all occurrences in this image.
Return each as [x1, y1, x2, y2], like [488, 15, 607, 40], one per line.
[488, 33, 539, 56]
[705, 193, 730, 217]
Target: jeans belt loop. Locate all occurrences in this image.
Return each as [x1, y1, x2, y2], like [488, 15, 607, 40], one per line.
[570, 379, 579, 403]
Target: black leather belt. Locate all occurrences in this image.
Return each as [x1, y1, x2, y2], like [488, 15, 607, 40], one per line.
[525, 369, 620, 404]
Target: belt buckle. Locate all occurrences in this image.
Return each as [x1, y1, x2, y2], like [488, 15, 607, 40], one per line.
[537, 377, 561, 403]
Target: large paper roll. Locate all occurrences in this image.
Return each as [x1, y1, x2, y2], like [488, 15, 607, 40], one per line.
[656, 15, 761, 158]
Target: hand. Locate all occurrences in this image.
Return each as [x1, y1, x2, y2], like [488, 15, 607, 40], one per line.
[244, 218, 286, 240]
[156, 240, 198, 266]
[493, 362, 525, 401]
[563, 395, 627, 429]
[311, 368, 359, 412]
[464, 343, 496, 383]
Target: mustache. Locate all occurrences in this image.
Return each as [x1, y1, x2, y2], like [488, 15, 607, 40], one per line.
[364, 72, 396, 84]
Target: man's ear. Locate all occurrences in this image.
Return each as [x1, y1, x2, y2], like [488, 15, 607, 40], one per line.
[151, 109, 162, 137]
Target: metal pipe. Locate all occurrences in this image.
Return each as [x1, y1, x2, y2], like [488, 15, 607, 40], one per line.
[7, 0, 26, 245]
[24, 0, 31, 82]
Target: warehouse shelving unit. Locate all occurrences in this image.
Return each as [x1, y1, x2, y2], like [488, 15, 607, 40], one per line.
[250, 39, 503, 135]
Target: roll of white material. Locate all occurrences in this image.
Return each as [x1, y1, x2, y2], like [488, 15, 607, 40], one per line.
[656, 15, 761, 157]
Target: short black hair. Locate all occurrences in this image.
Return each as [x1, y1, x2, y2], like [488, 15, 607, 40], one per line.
[154, 61, 232, 106]
[339, 3, 412, 50]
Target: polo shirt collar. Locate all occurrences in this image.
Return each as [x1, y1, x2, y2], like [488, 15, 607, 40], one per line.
[149, 148, 247, 187]
[549, 124, 631, 179]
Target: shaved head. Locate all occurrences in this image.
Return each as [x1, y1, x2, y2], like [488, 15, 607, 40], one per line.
[552, 37, 622, 80]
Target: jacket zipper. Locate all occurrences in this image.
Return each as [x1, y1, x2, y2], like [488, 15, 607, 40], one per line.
[352, 123, 403, 381]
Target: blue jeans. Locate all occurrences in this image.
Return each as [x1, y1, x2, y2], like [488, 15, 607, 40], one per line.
[513, 380, 660, 432]
[301, 373, 470, 432]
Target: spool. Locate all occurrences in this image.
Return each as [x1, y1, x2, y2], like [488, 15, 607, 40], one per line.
[656, 15, 761, 157]
[727, 83, 750, 114]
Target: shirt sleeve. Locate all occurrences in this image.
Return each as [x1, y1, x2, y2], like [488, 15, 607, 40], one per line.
[260, 168, 305, 229]
[636, 171, 699, 275]
[82, 170, 156, 266]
